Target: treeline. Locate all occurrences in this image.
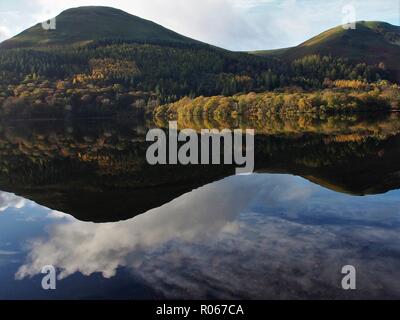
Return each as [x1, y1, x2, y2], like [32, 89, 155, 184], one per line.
[0, 40, 390, 98]
[155, 81, 400, 119]
[0, 43, 282, 98]
[0, 37, 394, 118]
[0, 75, 160, 119]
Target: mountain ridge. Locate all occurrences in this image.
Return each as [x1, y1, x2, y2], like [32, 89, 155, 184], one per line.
[0, 6, 203, 48]
[0, 6, 398, 119]
[252, 21, 400, 81]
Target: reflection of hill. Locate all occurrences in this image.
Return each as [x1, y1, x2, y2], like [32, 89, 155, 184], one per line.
[254, 133, 400, 196]
[0, 116, 400, 222]
[0, 120, 234, 222]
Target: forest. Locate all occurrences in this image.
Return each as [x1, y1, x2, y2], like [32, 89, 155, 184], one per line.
[154, 81, 400, 120]
[0, 40, 393, 118]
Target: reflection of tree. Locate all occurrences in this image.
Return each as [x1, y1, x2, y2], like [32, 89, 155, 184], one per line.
[0, 120, 234, 222]
[155, 112, 400, 139]
[0, 117, 400, 222]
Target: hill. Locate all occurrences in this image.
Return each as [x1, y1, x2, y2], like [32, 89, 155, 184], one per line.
[253, 21, 400, 81]
[0, 6, 201, 48]
[0, 9, 396, 118]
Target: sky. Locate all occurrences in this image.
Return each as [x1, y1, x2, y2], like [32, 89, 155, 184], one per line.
[0, 0, 399, 51]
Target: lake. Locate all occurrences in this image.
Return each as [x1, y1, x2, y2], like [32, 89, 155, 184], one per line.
[0, 113, 400, 299]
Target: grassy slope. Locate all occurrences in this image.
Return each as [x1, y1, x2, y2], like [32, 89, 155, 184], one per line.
[252, 21, 400, 81]
[249, 47, 293, 57]
[0, 6, 201, 48]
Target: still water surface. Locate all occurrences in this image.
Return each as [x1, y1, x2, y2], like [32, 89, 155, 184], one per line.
[0, 115, 400, 299]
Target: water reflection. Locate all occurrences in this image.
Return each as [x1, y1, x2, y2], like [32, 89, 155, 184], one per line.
[0, 192, 26, 212]
[0, 114, 400, 222]
[0, 114, 400, 299]
[7, 174, 400, 299]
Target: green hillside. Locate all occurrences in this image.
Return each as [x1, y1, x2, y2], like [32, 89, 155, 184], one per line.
[0, 8, 397, 119]
[0, 6, 200, 48]
[249, 47, 293, 57]
[254, 21, 400, 81]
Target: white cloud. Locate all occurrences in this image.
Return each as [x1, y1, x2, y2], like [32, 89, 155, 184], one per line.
[0, 26, 11, 42]
[0, 192, 26, 212]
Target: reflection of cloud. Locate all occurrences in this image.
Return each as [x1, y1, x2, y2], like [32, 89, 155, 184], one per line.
[47, 210, 75, 220]
[135, 215, 400, 299]
[16, 174, 311, 280]
[0, 192, 26, 212]
[15, 176, 252, 279]
[15, 174, 400, 298]
[0, 250, 18, 255]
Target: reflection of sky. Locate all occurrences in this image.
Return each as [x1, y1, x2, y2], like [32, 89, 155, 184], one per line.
[1, 174, 400, 299]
